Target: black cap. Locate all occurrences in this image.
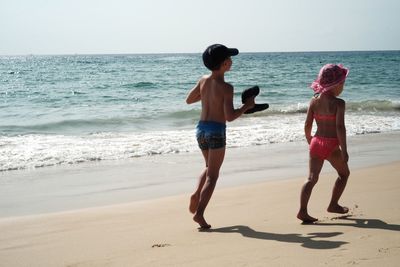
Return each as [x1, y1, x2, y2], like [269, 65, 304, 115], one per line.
[202, 44, 239, 70]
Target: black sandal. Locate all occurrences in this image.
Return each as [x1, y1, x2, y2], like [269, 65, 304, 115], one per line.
[241, 86, 269, 114]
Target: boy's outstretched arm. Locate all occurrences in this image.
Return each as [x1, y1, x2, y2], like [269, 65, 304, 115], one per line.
[186, 81, 201, 104]
[336, 99, 348, 162]
[224, 85, 254, 122]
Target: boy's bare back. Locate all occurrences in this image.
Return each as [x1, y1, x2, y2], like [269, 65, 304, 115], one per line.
[198, 75, 233, 123]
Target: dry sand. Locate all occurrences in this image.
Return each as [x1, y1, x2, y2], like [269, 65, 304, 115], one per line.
[1, 160, 399, 266]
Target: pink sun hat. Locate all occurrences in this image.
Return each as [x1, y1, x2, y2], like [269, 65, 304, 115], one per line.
[310, 64, 349, 94]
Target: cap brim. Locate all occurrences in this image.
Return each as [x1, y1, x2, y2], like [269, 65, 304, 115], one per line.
[228, 48, 239, 56]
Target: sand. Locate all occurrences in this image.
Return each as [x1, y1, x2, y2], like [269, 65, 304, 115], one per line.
[0, 133, 399, 266]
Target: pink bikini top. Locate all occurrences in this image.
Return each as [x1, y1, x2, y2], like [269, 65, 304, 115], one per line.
[314, 113, 336, 121]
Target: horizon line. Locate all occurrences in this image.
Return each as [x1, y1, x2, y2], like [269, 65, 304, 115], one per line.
[1, 49, 399, 57]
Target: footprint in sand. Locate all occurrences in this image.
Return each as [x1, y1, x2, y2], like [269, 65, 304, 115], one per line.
[151, 243, 171, 248]
[378, 248, 389, 253]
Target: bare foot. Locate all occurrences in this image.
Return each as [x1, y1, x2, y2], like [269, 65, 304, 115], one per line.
[193, 214, 211, 229]
[297, 212, 318, 224]
[327, 204, 349, 214]
[189, 194, 199, 214]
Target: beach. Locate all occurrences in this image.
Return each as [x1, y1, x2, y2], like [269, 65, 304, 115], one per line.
[1, 132, 399, 266]
[1, 0, 399, 265]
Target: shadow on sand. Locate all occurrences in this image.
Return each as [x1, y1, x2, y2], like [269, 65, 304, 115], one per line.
[203, 225, 347, 249]
[315, 215, 400, 231]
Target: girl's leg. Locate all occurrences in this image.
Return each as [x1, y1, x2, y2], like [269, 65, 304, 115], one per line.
[193, 147, 225, 228]
[189, 150, 208, 213]
[297, 156, 324, 223]
[327, 148, 350, 213]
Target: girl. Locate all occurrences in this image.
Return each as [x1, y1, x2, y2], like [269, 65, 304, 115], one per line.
[297, 64, 350, 223]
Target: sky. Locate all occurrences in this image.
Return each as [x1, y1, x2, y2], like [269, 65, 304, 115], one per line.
[1, 0, 399, 55]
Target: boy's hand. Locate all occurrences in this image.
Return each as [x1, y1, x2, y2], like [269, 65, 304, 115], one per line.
[244, 96, 255, 110]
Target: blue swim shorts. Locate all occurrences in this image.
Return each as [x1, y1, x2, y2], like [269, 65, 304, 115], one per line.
[196, 121, 226, 150]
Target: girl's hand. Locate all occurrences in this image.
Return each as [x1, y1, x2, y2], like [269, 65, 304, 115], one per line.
[342, 151, 349, 163]
[306, 135, 312, 144]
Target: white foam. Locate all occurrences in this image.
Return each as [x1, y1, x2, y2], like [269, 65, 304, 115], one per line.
[1, 113, 399, 171]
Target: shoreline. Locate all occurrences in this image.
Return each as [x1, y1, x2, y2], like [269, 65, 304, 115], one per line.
[0, 131, 399, 218]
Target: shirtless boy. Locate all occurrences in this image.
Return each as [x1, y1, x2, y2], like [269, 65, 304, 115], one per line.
[186, 44, 255, 229]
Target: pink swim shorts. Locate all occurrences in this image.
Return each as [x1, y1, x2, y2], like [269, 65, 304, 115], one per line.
[309, 136, 339, 160]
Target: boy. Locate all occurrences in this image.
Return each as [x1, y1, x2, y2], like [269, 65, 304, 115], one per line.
[186, 44, 255, 229]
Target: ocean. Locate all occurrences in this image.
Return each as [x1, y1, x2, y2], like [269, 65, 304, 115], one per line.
[1, 51, 400, 171]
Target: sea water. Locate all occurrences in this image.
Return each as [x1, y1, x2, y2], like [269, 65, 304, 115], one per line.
[1, 51, 399, 171]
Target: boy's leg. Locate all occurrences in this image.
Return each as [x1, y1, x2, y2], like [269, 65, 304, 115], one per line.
[297, 156, 324, 223]
[193, 147, 225, 229]
[327, 148, 350, 214]
[189, 150, 208, 213]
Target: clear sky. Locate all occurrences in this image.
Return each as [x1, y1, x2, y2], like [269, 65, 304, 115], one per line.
[1, 0, 399, 55]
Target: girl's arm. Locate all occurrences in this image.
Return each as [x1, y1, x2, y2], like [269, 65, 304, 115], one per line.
[186, 81, 201, 104]
[336, 99, 348, 162]
[304, 99, 314, 144]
